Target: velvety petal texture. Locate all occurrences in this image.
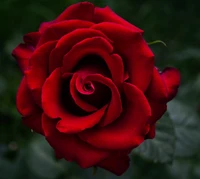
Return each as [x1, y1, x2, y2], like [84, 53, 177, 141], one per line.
[16, 77, 43, 134]
[42, 113, 110, 168]
[12, 1, 180, 176]
[79, 83, 151, 150]
[91, 22, 154, 91]
[12, 44, 34, 73]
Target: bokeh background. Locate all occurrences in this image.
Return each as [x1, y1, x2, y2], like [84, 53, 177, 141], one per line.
[0, 0, 200, 179]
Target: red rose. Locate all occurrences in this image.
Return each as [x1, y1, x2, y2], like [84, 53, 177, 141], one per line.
[12, 2, 180, 175]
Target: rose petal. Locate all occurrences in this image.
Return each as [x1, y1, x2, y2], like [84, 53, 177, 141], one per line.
[145, 124, 156, 139]
[94, 6, 143, 33]
[98, 154, 130, 176]
[12, 43, 34, 73]
[70, 73, 98, 112]
[148, 101, 167, 125]
[16, 77, 39, 116]
[39, 21, 54, 33]
[23, 32, 41, 47]
[145, 100, 167, 139]
[38, 20, 94, 47]
[42, 113, 110, 168]
[83, 74, 122, 127]
[22, 112, 43, 134]
[62, 37, 112, 72]
[25, 41, 57, 106]
[161, 67, 180, 101]
[56, 2, 94, 22]
[91, 22, 154, 91]
[61, 37, 124, 87]
[109, 53, 124, 86]
[49, 28, 110, 73]
[56, 105, 107, 134]
[39, 2, 95, 33]
[146, 67, 168, 102]
[42, 68, 108, 133]
[16, 77, 43, 134]
[79, 82, 151, 150]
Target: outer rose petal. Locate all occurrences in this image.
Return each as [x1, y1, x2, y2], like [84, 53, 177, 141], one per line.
[56, 2, 94, 22]
[41, 68, 108, 133]
[22, 112, 43, 134]
[145, 124, 156, 139]
[39, 2, 95, 32]
[161, 67, 180, 101]
[38, 20, 94, 47]
[25, 41, 57, 106]
[146, 67, 168, 102]
[148, 101, 167, 125]
[94, 6, 143, 33]
[91, 22, 154, 91]
[49, 28, 110, 73]
[98, 154, 130, 176]
[16, 77, 43, 134]
[145, 101, 167, 139]
[12, 43, 34, 73]
[23, 32, 41, 47]
[79, 83, 151, 150]
[16, 77, 39, 116]
[42, 113, 110, 168]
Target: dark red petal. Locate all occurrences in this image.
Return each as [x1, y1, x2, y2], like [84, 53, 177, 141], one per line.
[79, 83, 151, 150]
[145, 101, 167, 139]
[62, 36, 112, 71]
[98, 154, 130, 176]
[92, 22, 154, 91]
[61, 37, 123, 87]
[83, 74, 122, 127]
[16, 77, 39, 116]
[22, 112, 43, 134]
[16, 77, 43, 134]
[106, 53, 124, 87]
[23, 32, 41, 47]
[12, 43, 34, 73]
[49, 28, 110, 73]
[161, 67, 180, 101]
[148, 101, 167, 125]
[94, 6, 143, 33]
[42, 113, 110, 168]
[42, 68, 107, 133]
[70, 73, 98, 112]
[38, 20, 94, 47]
[146, 67, 168, 102]
[39, 2, 94, 33]
[25, 41, 57, 106]
[145, 124, 155, 139]
[55, 2, 94, 22]
[39, 21, 55, 33]
[56, 105, 107, 134]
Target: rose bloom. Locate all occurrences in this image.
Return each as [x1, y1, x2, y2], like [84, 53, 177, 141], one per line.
[12, 2, 180, 175]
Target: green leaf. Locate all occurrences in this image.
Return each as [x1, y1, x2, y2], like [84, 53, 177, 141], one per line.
[0, 150, 27, 179]
[148, 40, 167, 47]
[133, 113, 176, 163]
[167, 159, 192, 179]
[26, 135, 66, 179]
[168, 100, 200, 157]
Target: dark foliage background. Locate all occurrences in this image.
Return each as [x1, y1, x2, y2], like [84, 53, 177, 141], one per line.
[0, 0, 200, 179]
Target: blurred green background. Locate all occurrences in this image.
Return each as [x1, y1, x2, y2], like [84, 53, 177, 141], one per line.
[0, 0, 200, 179]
